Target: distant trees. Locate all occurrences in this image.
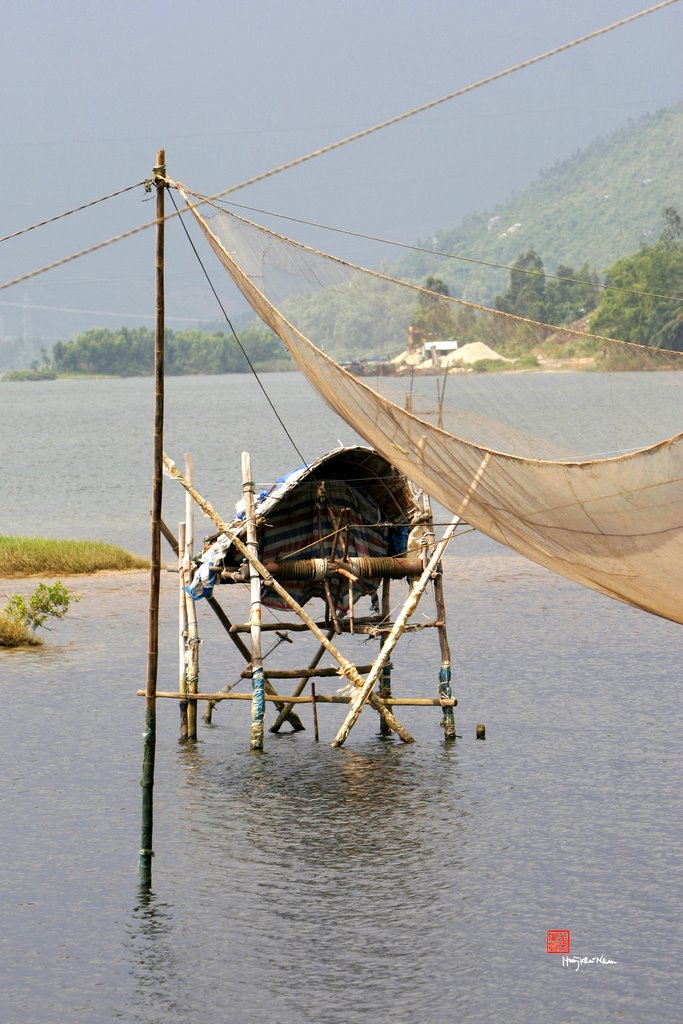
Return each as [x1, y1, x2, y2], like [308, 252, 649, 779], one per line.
[281, 274, 414, 357]
[589, 207, 683, 351]
[494, 249, 600, 324]
[50, 324, 289, 376]
[412, 276, 458, 338]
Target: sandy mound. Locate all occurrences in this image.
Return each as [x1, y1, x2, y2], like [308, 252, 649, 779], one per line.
[444, 342, 512, 366]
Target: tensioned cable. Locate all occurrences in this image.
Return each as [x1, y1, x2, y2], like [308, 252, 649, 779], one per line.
[0, 181, 147, 244]
[0, 216, 166, 292]
[0, 298, 207, 323]
[0, 0, 676, 294]
[166, 187, 308, 467]
[188, 189, 683, 305]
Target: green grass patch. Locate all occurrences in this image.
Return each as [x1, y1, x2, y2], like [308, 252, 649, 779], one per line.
[0, 536, 148, 577]
[2, 367, 57, 382]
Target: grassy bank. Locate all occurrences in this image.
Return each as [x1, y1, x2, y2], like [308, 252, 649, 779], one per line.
[0, 536, 148, 577]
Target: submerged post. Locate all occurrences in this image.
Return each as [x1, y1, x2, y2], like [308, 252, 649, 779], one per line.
[139, 148, 165, 886]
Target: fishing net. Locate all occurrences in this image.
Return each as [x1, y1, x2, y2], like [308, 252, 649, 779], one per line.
[177, 185, 683, 624]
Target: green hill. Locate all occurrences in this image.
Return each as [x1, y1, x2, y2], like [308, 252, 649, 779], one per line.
[388, 104, 683, 304]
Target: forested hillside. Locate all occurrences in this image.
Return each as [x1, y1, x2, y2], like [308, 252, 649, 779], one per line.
[388, 105, 683, 304]
[6, 105, 680, 377]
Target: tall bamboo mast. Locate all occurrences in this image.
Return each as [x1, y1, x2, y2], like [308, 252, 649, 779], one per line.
[139, 148, 165, 886]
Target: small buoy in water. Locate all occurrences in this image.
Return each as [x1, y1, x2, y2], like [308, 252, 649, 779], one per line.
[476, 723, 486, 740]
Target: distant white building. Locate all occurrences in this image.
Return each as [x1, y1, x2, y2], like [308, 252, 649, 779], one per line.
[423, 339, 460, 364]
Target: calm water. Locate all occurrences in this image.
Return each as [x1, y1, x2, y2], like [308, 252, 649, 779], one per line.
[0, 373, 681, 1023]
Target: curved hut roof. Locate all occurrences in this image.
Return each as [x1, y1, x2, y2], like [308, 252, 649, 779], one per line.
[192, 446, 423, 610]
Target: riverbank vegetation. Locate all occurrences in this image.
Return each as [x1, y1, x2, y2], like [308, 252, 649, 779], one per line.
[0, 580, 79, 648]
[46, 323, 289, 377]
[0, 536, 148, 577]
[589, 207, 683, 351]
[2, 365, 57, 382]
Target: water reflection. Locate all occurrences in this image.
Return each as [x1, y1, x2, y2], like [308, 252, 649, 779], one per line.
[128, 890, 185, 1024]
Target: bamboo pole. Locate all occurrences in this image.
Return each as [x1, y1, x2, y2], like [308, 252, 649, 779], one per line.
[331, 514, 460, 748]
[184, 454, 194, 553]
[311, 682, 320, 741]
[227, 618, 443, 634]
[137, 691, 456, 706]
[139, 148, 165, 888]
[242, 664, 377, 680]
[242, 452, 265, 751]
[422, 492, 456, 740]
[162, 455, 413, 743]
[180, 538, 200, 741]
[178, 522, 189, 741]
[209, 603, 305, 728]
[377, 576, 392, 736]
[183, 454, 199, 739]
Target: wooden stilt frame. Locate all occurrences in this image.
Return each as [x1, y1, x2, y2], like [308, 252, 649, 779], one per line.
[162, 454, 415, 745]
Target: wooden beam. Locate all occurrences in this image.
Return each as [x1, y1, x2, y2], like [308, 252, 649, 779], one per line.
[227, 619, 443, 634]
[137, 690, 456, 707]
[240, 664, 377, 680]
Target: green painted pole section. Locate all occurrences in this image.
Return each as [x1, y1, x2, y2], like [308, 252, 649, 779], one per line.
[139, 149, 165, 887]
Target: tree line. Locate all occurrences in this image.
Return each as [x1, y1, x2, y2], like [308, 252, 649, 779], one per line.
[48, 323, 289, 376]
[6, 207, 680, 382]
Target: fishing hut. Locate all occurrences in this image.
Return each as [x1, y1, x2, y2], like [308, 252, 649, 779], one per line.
[156, 445, 458, 751]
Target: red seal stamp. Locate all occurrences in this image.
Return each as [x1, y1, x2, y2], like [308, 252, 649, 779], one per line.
[546, 930, 571, 954]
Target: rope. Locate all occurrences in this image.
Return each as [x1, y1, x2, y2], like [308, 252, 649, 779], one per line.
[0, 216, 162, 292]
[166, 187, 309, 467]
[0, 0, 675, 293]
[0, 181, 148, 245]
[201, 1, 681, 203]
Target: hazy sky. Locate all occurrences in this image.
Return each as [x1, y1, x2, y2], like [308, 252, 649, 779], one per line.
[1, 0, 681, 340]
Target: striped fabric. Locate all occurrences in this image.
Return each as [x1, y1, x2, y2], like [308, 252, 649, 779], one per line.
[259, 479, 389, 611]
